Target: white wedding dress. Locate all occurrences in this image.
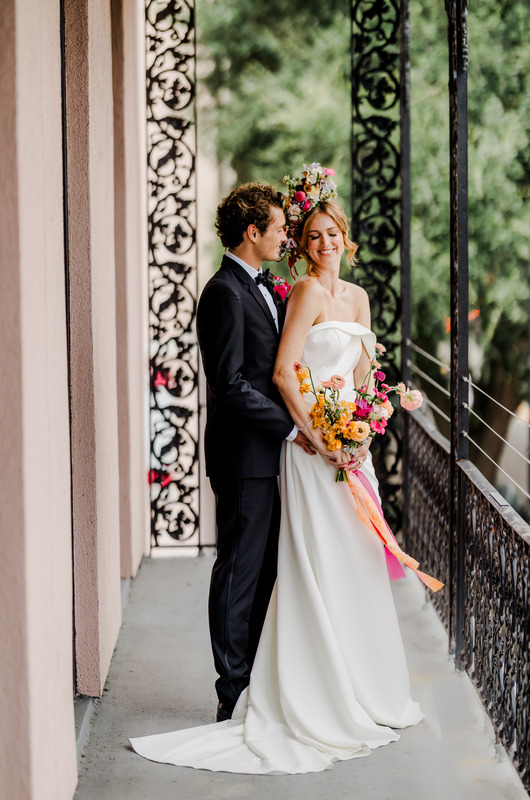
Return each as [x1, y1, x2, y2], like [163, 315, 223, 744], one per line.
[130, 321, 423, 774]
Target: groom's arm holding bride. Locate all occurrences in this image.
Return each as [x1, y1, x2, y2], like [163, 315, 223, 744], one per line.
[197, 274, 316, 456]
[198, 281, 294, 437]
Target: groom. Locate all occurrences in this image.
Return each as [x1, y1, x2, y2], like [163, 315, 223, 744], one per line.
[197, 182, 314, 722]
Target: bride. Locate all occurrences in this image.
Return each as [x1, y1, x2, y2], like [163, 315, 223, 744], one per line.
[130, 165, 433, 774]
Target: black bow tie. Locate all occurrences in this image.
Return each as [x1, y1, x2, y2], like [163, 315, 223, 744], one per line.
[255, 268, 273, 288]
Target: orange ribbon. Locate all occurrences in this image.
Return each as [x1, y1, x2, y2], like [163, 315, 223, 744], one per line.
[347, 471, 444, 593]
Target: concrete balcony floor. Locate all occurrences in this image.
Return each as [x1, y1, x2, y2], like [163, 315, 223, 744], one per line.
[75, 553, 527, 800]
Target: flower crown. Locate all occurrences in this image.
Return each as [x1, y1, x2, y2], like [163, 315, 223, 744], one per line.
[279, 162, 337, 275]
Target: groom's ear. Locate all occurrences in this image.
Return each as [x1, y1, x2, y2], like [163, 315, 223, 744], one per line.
[246, 223, 259, 243]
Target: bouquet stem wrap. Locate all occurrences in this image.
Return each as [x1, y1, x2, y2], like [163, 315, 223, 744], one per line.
[347, 470, 444, 593]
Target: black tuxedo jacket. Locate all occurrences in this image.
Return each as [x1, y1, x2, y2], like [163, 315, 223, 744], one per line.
[197, 255, 293, 478]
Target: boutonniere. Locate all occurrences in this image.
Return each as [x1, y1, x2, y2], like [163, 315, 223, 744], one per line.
[270, 274, 291, 300]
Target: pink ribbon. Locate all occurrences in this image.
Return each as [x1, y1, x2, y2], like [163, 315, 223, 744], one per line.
[348, 470, 444, 592]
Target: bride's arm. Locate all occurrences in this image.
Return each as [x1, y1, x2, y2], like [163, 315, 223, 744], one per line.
[353, 285, 374, 392]
[346, 286, 374, 470]
[273, 280, 347, 462]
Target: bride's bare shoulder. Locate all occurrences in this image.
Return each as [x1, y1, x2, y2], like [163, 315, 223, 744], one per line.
[290, 274, 325, 300]
[340, 279, 367, 298]
[340, 280, 371, 324]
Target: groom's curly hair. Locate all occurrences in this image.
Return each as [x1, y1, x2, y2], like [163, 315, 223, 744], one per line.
[215, 182, 284, 249]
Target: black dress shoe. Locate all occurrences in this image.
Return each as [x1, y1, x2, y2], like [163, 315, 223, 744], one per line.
[216, 702, 233, 722]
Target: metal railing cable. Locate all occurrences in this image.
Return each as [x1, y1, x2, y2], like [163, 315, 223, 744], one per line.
[409, 362, 451, 397]
[463, 402, 530, 467]
[407, 341, 529, 501]
[463, 375, 530, 428]
[407, 339, 450, 372]
[421, 394, 451, 424]
[463, 432, 530, 502]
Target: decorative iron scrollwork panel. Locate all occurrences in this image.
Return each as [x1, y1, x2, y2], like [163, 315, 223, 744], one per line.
[351, 0, 403, 532]
[146, 0, 199, 546]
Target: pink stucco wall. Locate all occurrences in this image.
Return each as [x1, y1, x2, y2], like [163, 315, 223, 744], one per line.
[65, 0, 122, 698]
[1, 0, 150, 794]
[0, 1, 78, 798]
[112, 0, 150, 579]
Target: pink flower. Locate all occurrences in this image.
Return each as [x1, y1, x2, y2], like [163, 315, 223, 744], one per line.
[399, 389, 424, 411]
[375, 342, 386, 354]
[272, 279, 291, 300]
[294, 191, 306, 202]
[324, 168, 335, 176]
[330, 374, 345, 389]
[154, 370, 168, 387]
[371, 419, 388, 434]
[147, 469, 159, 485]
[374, 390, 388, 401]
[381, 383, 390, 391]
[355, 397, 373, 418]
[302, 199, 312, 211]
[374, 370, 386, 381]
[321, 380, 332, 388]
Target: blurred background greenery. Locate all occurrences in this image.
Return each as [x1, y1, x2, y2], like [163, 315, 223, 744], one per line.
[197, 0, 529, 519]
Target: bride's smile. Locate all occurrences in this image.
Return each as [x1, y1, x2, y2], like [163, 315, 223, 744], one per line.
[306, 213, 345, 270]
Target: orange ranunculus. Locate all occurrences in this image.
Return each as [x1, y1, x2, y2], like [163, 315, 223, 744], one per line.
[382, 398, 394, 417]
[349, 421, 371, 442]
[299, 381, 311, 394]
[330, 374, 345, 390]
[400, 389, 423, 411]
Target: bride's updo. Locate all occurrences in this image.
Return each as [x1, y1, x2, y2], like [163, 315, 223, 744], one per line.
[298, 200, 359, 276]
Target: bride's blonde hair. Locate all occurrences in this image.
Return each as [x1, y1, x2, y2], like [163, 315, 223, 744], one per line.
[298, 200, 358, 276]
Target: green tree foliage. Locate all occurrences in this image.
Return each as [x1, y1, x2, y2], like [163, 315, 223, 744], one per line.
[198, 0, 351, 193]
[410, 0, 530, 494]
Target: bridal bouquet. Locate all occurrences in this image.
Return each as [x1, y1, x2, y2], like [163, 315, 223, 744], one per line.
[294, 342, 423, 482]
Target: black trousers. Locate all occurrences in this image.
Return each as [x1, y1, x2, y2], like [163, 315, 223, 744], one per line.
[208, 475, 281, 712]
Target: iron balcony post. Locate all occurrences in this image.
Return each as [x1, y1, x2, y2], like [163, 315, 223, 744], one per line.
[400, 0, 412, 542]
[446, 0, 469, 665]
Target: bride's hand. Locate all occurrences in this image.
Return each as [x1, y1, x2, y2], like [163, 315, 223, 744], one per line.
[327, 448, 352, 467]
[343, 442, 370, 472]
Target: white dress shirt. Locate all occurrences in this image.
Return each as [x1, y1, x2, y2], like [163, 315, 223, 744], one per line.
[225, 250, 297, 442]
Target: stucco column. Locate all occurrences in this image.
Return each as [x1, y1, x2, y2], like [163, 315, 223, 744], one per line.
[64, 0, 122, 697]
[111, 0, 150, 579]
[0, 1, 77, 797]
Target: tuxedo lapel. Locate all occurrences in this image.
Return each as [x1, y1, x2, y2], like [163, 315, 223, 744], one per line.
[221, 256, 279, 337]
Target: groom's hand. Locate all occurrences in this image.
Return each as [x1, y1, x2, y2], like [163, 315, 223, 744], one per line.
[293, 431, 317, 455]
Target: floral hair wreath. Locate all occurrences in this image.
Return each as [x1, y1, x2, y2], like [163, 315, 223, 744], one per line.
[279, 162, 337, 276]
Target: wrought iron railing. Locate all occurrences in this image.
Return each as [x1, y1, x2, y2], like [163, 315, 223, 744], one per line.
[401, 0, 530, 790]
[405, 411, 530, 790]
[405, 413, 452, 631]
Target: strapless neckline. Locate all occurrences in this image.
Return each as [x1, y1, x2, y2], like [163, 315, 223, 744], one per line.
[307, 320, 374, 335]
